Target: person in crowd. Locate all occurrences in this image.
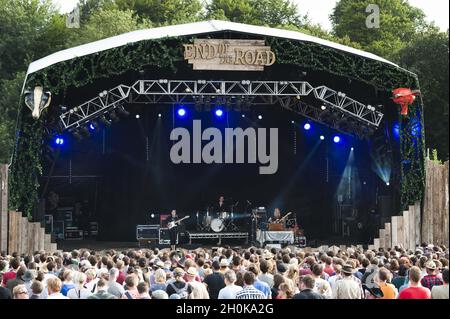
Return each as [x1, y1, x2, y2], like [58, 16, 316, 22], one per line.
[185, 267, 209, 299]
[2, 258, 20, 286]
[203, 261, 225, 299]
[29, 280, 43, 299]
[247, 264, 271, 298]
[376, 267, 398, 299]
[88, 278, 116, 299]
[67, 271, 92, 299]
[108, 268, 125, 298]
[149, 289, 167, 299]
[60, 270, 75, 296]
[22, 269, 35, 295]
[236, 272, 266, 299]
[398, 266, 431, 299]
[420, 260, 443, 290]
[311, 263, 332, 298]
[392, 264, 409, 290]
[332, 264, 363, 299]
[218, 269, 243, 299]
[137, 282, 151, 299]
[166, 268, 193, 299]
[276, 282, 294, 299]
[122, 274, 140, 299]
[431, 268, 448, 299]
[293, 275, 324, 299]
[328, 264, 342, 289]
[12, 284, 29, 299]
[151, 268, 167, 293]
[6, 266, 26, 293]
[46, 277, 69, 299]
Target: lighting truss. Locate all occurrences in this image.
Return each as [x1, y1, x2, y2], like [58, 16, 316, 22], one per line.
[59, 80, 384, 136]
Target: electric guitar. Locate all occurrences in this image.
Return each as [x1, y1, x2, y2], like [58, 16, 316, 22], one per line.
[271, 212, 293, 224]
[168, 215, 190, 229]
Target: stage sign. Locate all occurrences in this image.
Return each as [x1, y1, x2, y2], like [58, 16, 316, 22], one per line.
[183, 39, 276, 71]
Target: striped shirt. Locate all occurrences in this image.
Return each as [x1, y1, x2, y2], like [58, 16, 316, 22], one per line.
[236, 285, 266, 299]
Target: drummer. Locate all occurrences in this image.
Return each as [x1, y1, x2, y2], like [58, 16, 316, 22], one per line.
[213, 195, 228, 214]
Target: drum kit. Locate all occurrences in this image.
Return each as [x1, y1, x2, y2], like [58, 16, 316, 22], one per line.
[198, 211, 239, 232]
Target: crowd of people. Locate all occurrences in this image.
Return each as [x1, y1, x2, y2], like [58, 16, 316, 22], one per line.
[0, 243, 448, 300]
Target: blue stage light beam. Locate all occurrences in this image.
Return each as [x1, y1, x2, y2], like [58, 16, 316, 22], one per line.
[304, 123, 311, 130]
[215, 108, 224, 118]
[333, 136, 341, 143]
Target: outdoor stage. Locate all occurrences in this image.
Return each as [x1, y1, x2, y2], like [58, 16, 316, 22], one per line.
[2, 20, 435, 255]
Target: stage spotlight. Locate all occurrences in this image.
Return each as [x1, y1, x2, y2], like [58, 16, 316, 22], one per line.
[135, 114, 140, 119]
[291, 120, 295, 124]
[72, 130, 83, 141]
[258, 115, 263, 120]
[303, 123, 311, 130]
[151, 213, 155, 218]
[54, 136, 65, 146]
[109, 111, 120, 122]
[99, 115, 111, 127]
[320, 135, 325, 140]
[89, 122, 99, 131]
[177, 107, 187, 118]
[215, 108, 224, 118]
[80, 126, 90, 137]
[386, 182, 390, 186]
[351, 147, 354, 151]
[117, 107, 130, 117]
[321, 105, 327, 110]
[333, 136, 341, 143]
[241, 114, 246, 118]
[158, 113, 162, 118]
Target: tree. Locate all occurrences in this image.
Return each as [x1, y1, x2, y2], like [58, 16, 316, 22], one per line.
[330, 0, 432, 59]
[0, 0, 71, 81]
[68, 8, 152, 46]
[114, 0, 203, 25]
[206, 0, 307, 27]
[398, 30, 449, 160]
[0, 72, 25, 163]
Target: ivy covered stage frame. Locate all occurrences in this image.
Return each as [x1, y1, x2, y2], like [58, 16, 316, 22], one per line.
[9, 35, 425, 219]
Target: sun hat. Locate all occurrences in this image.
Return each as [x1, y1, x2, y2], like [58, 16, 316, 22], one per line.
[186, 267, 197, 277]
[341, 264, 356, 275]
[219, 259, 229, 267]
[22, 270, 36, 281]
[425, 260, 437, 270]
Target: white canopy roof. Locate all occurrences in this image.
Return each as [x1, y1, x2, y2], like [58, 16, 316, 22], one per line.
[26, 20, 406, 77]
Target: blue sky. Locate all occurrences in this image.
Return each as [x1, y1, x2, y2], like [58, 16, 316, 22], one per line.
[54, 0, 449, 31]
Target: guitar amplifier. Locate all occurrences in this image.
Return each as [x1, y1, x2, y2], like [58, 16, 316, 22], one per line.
[297, 236, 306, 247]
[159, 228, 177, 245]
[136, 225, 159, 240]
[65, 227, 83, 240]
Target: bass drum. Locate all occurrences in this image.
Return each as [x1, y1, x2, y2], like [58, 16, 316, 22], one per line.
[211, 218, 225, 232]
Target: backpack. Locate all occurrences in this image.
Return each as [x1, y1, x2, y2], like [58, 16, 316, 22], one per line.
[169, 282, 191, 299]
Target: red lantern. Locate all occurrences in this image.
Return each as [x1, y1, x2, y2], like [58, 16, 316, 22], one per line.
[392, 88, 420, 116]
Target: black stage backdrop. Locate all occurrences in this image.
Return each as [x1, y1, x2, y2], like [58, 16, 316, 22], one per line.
[43, 102, 382, 242]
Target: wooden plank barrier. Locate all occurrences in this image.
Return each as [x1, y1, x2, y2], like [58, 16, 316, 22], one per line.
[384, 223, 391, 250]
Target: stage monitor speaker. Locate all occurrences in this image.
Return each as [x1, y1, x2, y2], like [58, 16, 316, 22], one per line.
[136, 224, 159, 240]
[159, 228, 177, 245]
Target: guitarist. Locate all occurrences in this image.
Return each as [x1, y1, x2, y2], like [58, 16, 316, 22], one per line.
[167, 210, 179, 251]
[268, 208, 292, 225]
